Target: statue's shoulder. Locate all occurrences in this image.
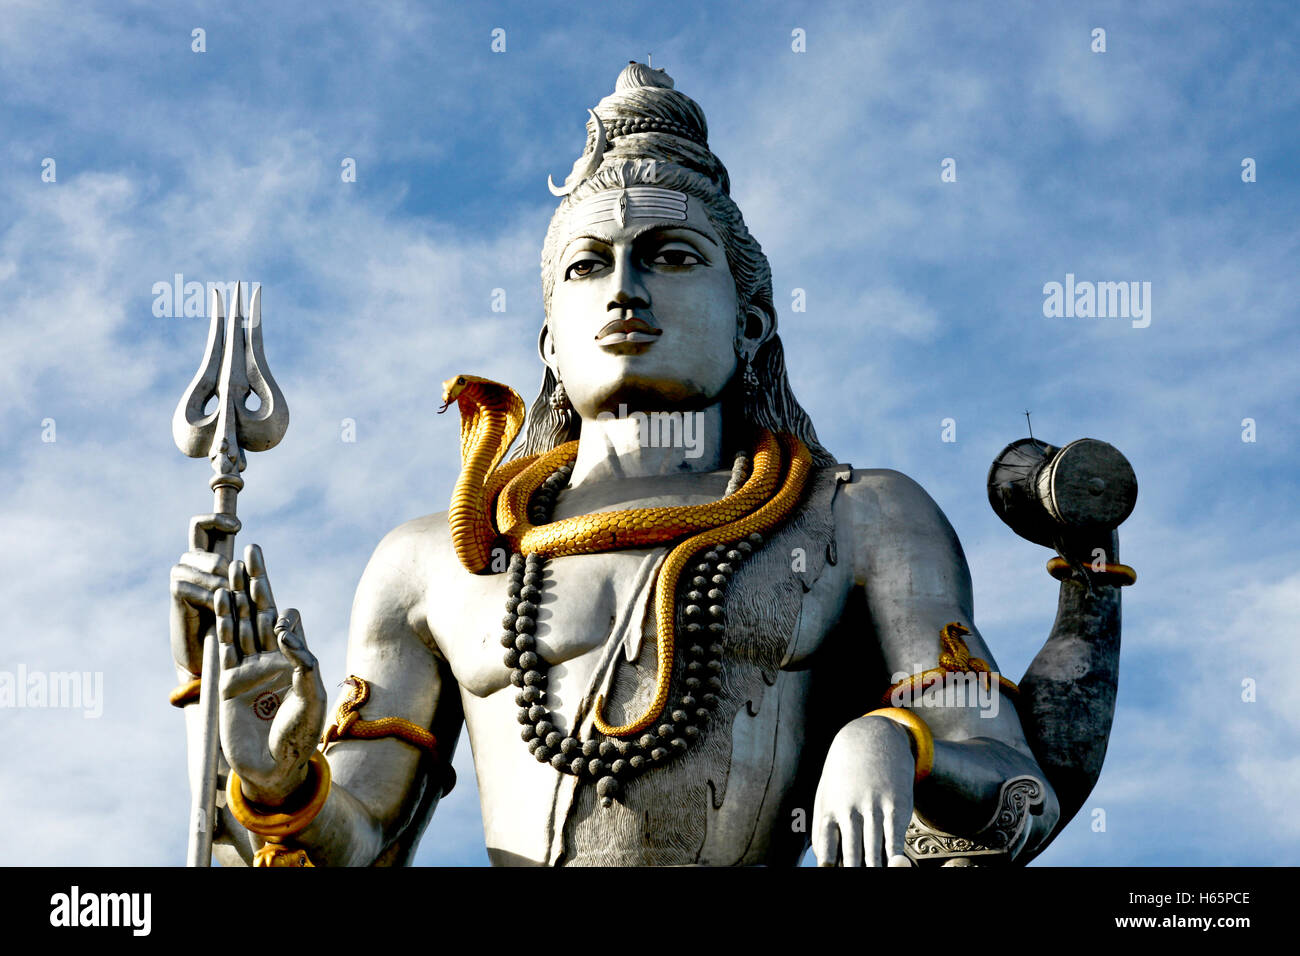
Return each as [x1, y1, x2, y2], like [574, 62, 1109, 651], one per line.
[356, 509, 456, 606]
[830, 465, 967, 573]
[347, 510, 467, 657]
[832, 465, 946, 519]
[368, 508, 450, 560]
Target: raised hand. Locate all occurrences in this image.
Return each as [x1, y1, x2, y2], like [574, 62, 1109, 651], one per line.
[214, 544, 327, 806]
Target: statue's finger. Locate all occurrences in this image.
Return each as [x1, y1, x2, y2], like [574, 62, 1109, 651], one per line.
[180, 549, 228, 577]
[214, 588, 239, 667]
[275, 611, 315, 671]
[213, 588, 232, 634]
[284, 636, 323, 697]
[863, 804, 885, 867]
[234, 590, 257, 658]
[274, 608, 303, 638]
[811, 815, 840, 867]
[842, 811, 863, 868]
[884, 801, 910, 864]
[227, 559, 248, 594]
[189, 513, 241, 553]
[169, 592, 200, 671]
[219, 636, 239, 672]
[245, 544, 276, 612]
[171, 578, 221, 611]
[281, 639, 319, 677]
[255, 608, 279, 654]
[173, 559, 228, 594]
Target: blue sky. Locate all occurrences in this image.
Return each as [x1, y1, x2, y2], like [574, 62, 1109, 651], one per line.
[1, 0, 1297, 866]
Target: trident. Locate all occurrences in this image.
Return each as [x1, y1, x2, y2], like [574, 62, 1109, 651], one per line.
[172, 282, 289, 866]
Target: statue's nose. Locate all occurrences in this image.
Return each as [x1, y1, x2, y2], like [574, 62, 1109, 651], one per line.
[607, 259, 650, 311]
[608, 287, 650, 310]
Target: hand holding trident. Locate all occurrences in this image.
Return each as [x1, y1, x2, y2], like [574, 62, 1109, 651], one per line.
[171, 283, 289, 865]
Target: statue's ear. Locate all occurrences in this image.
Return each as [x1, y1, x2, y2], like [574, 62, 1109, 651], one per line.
[738, 304, 775, 354]
[537, 323, 559, 372]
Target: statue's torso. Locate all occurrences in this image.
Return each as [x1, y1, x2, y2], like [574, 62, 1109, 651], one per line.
[423, 463, 874, 866]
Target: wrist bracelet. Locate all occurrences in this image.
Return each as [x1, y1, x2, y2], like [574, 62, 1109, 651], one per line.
[1047, 557, 1136, 587]
[862, 707, 934, 783]
[226, 750, 331, 840]
[168, 676, 202, 708]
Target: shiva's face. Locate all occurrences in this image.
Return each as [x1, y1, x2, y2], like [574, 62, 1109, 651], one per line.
[544, 185, 741, 419]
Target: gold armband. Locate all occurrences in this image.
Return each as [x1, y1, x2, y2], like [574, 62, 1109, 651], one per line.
[1047, 557, 1136, 587]
[320, 675, 454, 796]
[879, 622, 1020, 708]
[322, 676, 440, 757]
[863, 707, 934, 783]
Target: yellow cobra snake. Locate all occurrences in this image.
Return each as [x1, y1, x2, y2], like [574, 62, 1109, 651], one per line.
[439, 374, 812, 737]
[321, 675, 440, 755]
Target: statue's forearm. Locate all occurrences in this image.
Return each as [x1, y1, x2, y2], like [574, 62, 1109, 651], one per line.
[286, 774, 388, 866]
[291, 741, 454, 866]
[916, 736, 1061, 858]
[1016, 532, 1123, 834]
[205, 754, 427, 867]
[914, 537, 1123, 858]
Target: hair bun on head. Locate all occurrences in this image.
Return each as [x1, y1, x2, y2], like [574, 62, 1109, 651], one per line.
[614, 61, 675, 92]
[549, 60, 729, 197]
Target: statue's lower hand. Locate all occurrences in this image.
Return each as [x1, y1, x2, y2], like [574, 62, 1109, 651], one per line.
[214, 545, 327, 807]
[812, 716, 916, 867]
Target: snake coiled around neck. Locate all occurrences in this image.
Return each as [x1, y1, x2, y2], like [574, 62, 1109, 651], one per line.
[440, 374, 811, 736]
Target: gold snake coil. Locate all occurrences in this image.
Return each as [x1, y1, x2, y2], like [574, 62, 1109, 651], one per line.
[321, 675, 439, 754]
[440, 374, 812, 736]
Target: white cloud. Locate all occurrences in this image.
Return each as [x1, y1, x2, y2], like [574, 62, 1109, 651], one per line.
[2, 0, 1296, 867]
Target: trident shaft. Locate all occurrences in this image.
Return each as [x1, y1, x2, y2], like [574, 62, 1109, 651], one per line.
[172, 282, 289, 866]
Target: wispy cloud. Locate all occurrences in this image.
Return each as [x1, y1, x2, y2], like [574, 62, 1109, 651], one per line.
[2, 0, 1296, 866]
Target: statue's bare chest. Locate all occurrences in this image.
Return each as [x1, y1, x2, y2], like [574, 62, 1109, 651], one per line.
[437, 548, 668, 707]
[423, 466, 853, 863]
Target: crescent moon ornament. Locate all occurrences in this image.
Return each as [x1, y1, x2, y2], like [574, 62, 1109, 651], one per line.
[548, 109, 608, 196]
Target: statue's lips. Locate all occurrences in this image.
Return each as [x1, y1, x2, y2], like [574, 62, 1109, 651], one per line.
[595, 316, 663, 346]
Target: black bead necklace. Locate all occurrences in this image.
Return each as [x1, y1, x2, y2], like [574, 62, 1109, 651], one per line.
[501, 453, 764, 807]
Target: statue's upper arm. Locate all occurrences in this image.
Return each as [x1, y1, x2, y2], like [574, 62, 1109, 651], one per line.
[840, 469, 1030, 749]
[330, 516, 459, 832]
[842, 468, 973, 666]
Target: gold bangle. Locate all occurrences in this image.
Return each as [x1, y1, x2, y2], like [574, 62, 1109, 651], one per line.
[168, 676, 202, 708]
[227, 751, 332, 839]
[863, 707, 934, 783]
[1047, 557, 1136, 586]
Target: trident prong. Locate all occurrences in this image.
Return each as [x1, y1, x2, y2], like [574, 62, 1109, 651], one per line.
[171, 280, 289, 867]
[173, 282, 289, 470]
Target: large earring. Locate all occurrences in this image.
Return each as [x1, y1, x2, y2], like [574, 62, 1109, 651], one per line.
[742, 354, 759, 399]
[550, 378, 572, 412]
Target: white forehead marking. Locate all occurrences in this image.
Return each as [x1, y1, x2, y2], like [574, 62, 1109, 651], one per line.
[572, 186, 688, 229]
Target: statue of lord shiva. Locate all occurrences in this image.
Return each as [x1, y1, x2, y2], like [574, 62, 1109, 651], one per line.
[168, 61, 1134, 867]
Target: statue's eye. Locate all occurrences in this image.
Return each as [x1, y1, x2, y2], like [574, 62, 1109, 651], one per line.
[651, 248, 703, 268]
[565, 256, 605, 280]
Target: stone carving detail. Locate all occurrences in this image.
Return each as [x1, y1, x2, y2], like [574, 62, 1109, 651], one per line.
[904, 776, 1045, 866]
